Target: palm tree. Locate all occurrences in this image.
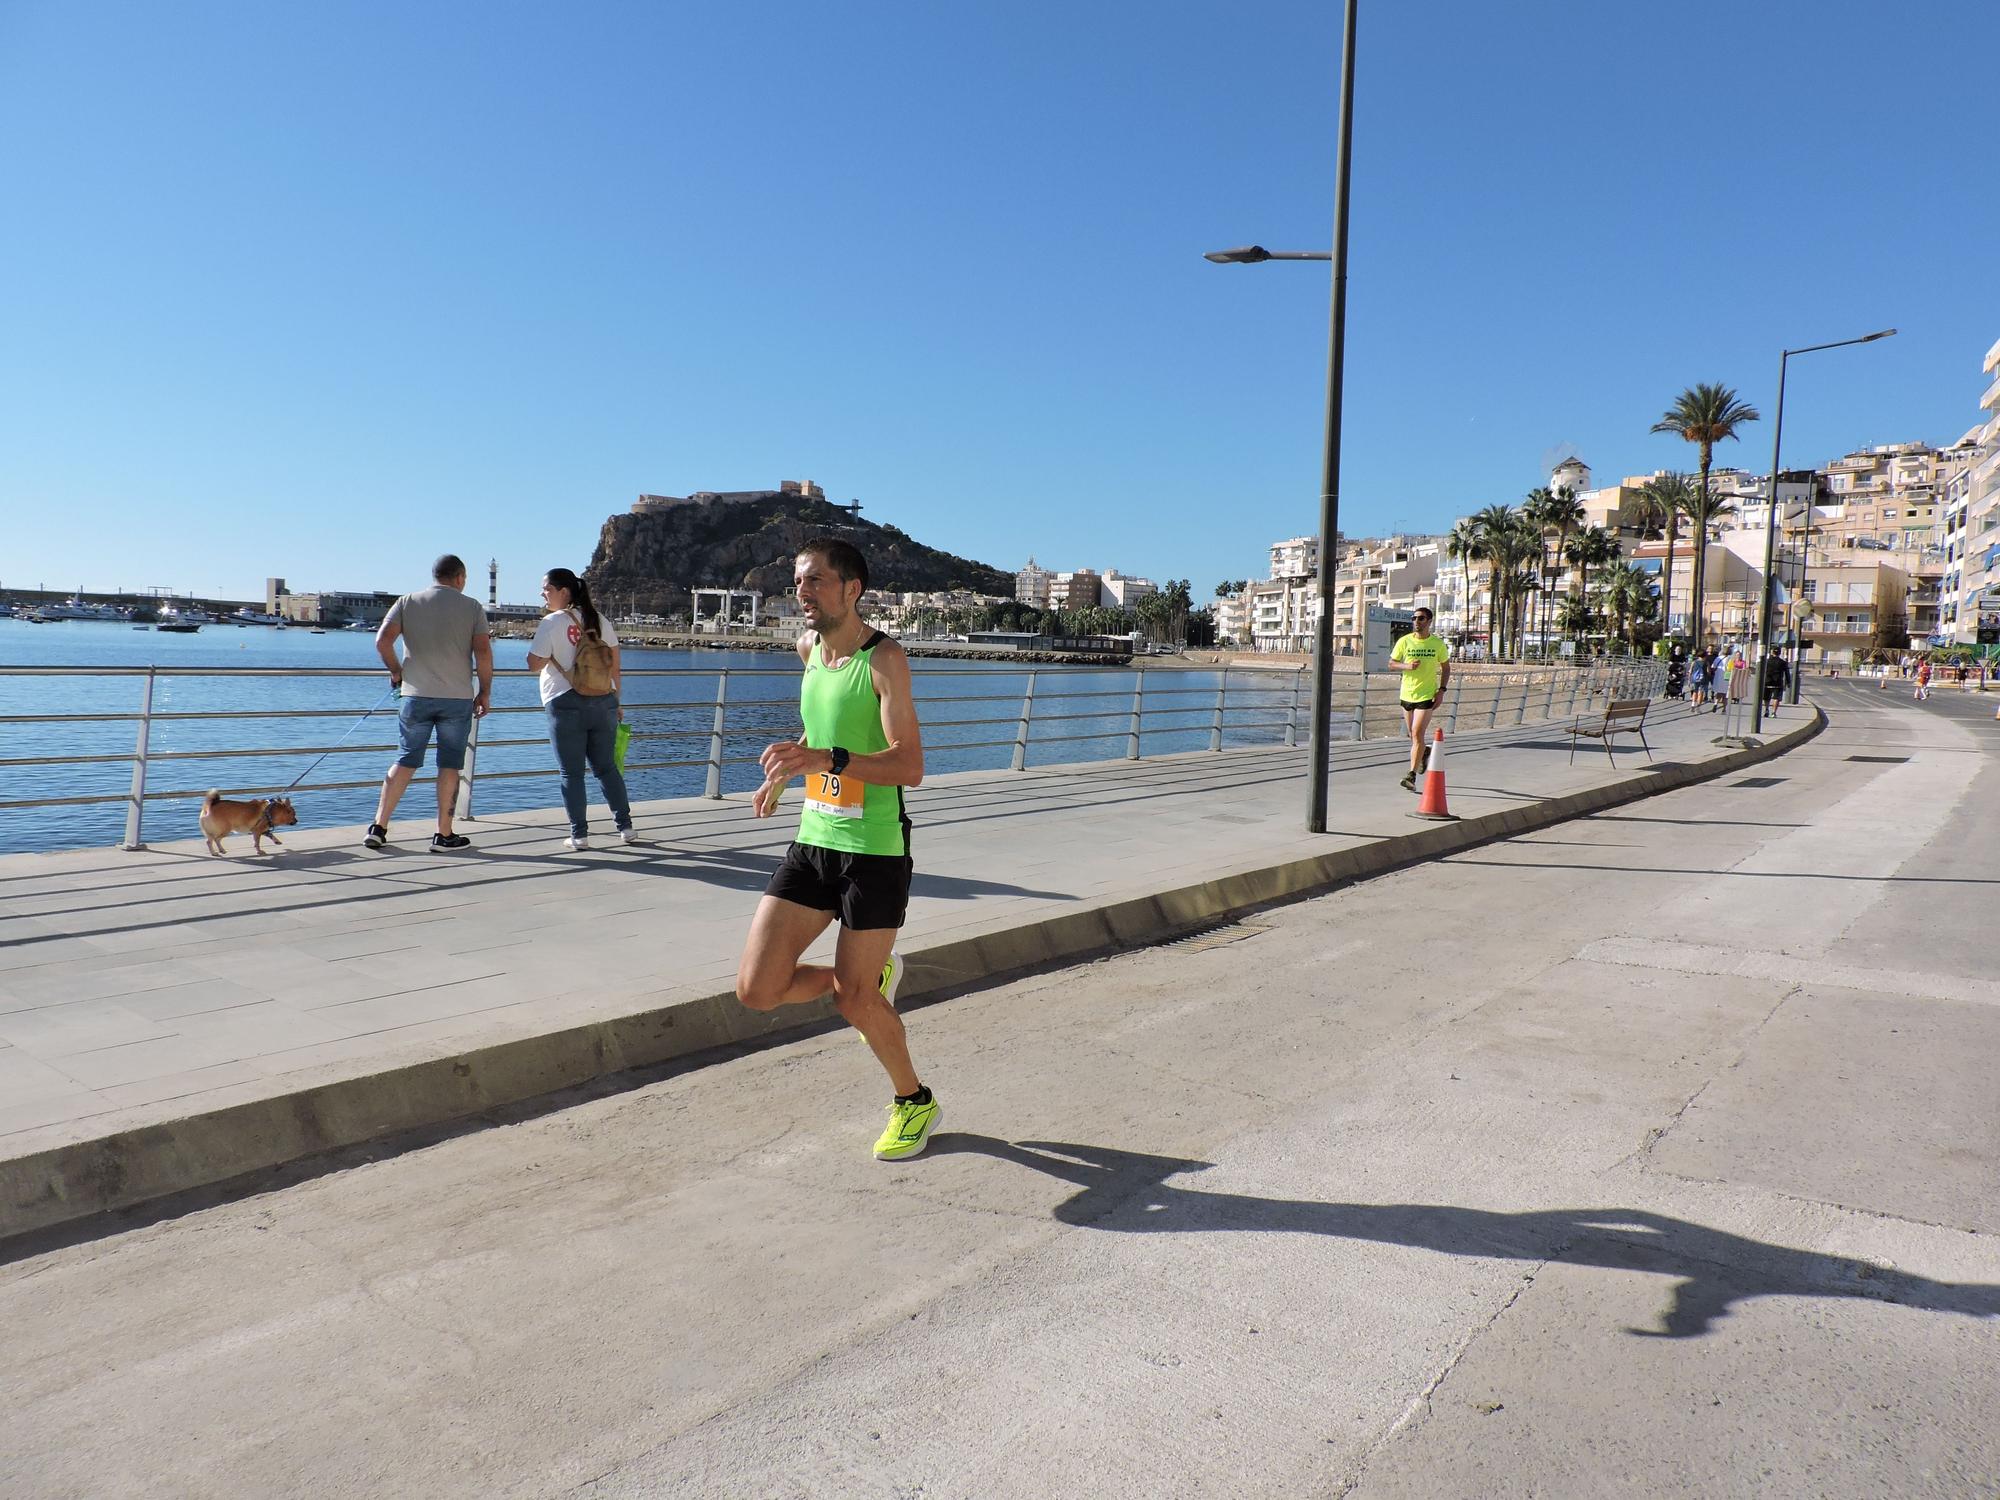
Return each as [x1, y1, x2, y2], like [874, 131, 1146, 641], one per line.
[1562, 525, 1619, 643]
[1468, 504, 1516, 655]
[1652, 384, 1760, 653]
[1632, 471, 1696, 641]
[1520, 487, 1558, 654]
[1597, 560, 1657, 654]
[1538, 485, 1586, 655]
[1555, 591, 1594, 643]
[1445, 517, 1484, 649]
[1487, 511, 1542, 659]
[1520, 488, 1584, 656]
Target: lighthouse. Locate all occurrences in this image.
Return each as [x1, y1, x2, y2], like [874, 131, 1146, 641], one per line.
[489, 559, 498, 609]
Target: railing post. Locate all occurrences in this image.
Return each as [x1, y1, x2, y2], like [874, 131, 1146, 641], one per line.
[1209, 674, 1226, 752]
[457, 711, 480, 821]
[122, 668, 155, 851]
[1357, 665, 1370, 740]
[1126, 669, 1144, 760]
[704, 670, 729, 799]
[1488, 673, 1502, 728]
[1542, 668, 1559, 723]
[1012, 671, 1037, 771]
[1566, 663, 1584, 718]
[1286, 666, 1302, 748]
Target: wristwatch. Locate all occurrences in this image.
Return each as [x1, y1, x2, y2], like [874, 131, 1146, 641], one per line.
[827, 746, 851, 776]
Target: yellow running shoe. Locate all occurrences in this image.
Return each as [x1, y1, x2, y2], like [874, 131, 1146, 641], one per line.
[873, 1094, 941, 1161]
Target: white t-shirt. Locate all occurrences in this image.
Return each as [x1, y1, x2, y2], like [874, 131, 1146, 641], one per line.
[530, 608, 620, 705]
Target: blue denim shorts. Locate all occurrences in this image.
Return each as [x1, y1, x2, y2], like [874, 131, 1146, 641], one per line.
[396, 696, 475, 770]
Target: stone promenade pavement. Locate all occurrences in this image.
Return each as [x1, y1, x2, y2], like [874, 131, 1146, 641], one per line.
[0, 698, 1819, 1238]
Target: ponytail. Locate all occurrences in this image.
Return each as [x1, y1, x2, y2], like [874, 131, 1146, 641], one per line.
[545, 567, 602, 639]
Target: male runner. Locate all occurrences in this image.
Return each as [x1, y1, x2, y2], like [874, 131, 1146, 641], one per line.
[735, 537, 939, 1161]
[1390, 606, 1451, 792]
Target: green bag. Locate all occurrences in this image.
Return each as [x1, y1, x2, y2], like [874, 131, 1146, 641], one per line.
[614, 720, 632, 772]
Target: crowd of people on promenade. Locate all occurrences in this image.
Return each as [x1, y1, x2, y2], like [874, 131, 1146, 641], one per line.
[367, 545, 940, 1163]
[1662, 643, 1789, 715]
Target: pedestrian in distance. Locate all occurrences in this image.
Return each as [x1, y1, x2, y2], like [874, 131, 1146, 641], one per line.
[1687, 650, 1710, 707]
[735, 537, 939, 1162]
[367, 554, 492, 852]
[1915, 657, 1932, 701]
[526, 567, 635, 851]
[1761, 649, 1788, 716]
[1391, 606, 1451, 793]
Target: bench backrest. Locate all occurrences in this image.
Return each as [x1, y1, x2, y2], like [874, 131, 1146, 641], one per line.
[1604, 698, 1650, 725]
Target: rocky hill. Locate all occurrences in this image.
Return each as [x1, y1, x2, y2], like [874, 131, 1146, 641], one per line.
[584, 495, 1014, 614]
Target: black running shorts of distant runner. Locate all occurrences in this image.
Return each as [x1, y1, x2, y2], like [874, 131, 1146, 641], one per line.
[1401, 697, 1436, 714]
[765, 841, 914, 930]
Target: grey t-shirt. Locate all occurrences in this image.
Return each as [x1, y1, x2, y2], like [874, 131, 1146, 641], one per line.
[384, 585, 489, 699]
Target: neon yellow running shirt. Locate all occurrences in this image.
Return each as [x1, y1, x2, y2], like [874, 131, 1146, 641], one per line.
[1391, 632, 1450, 703]
[797, 632, 907, 857]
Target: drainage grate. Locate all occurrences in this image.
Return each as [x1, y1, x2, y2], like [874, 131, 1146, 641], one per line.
[1846, 755, 1910, 764]
[1730, 776, 1786, 788]
[1160, 921, 1271, 953]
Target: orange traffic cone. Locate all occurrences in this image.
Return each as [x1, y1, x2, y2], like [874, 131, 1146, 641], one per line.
[1410, 728, 1458, 821]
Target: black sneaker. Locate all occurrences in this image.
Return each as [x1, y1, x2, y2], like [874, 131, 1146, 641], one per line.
[430, 832, 471, 851]
[1399, 770, 1418, 793]
[364, 824, 388, 850]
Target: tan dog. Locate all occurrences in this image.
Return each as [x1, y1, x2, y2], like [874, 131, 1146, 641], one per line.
[199, 790, 298, 856]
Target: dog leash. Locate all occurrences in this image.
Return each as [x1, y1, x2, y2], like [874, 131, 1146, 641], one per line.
[281, 685, 402, 794]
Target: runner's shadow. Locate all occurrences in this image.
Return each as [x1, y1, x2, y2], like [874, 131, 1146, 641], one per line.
[932, 1135, 2000, 1340]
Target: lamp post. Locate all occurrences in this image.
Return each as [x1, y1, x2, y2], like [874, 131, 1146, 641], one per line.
[1751, 328, 1896, 735]
[1204, 0, 1360, 835]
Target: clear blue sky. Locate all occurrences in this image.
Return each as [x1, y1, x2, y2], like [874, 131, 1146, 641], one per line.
[3, 0, 1995, 605]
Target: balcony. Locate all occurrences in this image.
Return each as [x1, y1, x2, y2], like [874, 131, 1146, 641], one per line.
[1983, 370, 2000, 412]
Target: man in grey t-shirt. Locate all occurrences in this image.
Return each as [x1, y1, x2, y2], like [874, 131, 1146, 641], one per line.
[367, 554, 493, 851]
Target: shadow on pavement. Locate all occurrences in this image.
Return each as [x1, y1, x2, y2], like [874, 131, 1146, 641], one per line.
[934, 1134, 2000, 1340]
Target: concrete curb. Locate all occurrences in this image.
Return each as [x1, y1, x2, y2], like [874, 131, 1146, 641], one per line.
[0, 707, 1825, 1244]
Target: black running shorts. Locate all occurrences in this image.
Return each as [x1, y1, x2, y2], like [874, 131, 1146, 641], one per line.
[1400, 697, 1437, 714]
[766, 841, 913, 931]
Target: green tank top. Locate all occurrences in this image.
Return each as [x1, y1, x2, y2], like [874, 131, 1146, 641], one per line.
[796, 631, 908, 857]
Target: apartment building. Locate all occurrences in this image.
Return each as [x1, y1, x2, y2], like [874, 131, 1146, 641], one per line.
[1015, 558, 1054, 609]
[1245, 577, 1315, 652]
[1817, 441, 1960, 550]
[1946, 334, 2000, 643]
[1099, 570, 1158, 609]
[1211, 594, 1249, 645]
[1797, 556, 1910, 665]
[1047, 569, 1102, 610]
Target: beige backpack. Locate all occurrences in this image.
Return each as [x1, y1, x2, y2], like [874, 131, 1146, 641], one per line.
[561, 609, 616, 696]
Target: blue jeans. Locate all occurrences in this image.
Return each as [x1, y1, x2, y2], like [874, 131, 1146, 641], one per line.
[546, 690, 631, 837]
[396, 696, 476, 770]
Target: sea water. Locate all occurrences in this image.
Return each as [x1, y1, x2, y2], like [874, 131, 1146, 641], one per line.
[0, 620, 1295, 854]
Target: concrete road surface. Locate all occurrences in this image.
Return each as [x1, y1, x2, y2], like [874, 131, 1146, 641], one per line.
[4, 683, 1997, 1499]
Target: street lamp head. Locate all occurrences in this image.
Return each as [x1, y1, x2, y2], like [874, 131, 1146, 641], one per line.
[1203, 245, 1272, 264]
[1861, 328, 1898, 342]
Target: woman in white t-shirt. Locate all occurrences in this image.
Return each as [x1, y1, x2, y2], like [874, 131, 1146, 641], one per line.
[525, 568, 635, 849]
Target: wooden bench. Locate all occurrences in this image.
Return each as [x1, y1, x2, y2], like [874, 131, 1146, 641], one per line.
[1569, 697, 1653, 764]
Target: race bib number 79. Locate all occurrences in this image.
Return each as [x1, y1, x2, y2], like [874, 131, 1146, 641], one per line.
[804, 770, 864, 819]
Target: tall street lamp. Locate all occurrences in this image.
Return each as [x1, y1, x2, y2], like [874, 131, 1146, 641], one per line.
[1752, 328, 1896, 736]
[1205, 0, 1359, 835]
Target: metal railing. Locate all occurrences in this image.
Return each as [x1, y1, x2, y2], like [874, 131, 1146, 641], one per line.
[0, 658, 1665, 851]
